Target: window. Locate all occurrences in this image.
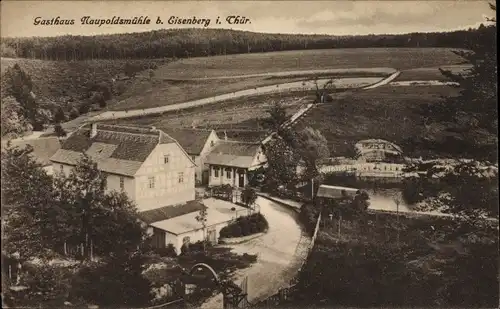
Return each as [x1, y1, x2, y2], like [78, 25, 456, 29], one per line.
[226, 168, 232, 179]
[214, 167, 219, 177]
[60, 165, 64, 173]
[210, 140, 215, 147]
[164, 155, 170, 164]
[148, 176, 155, 189]
[191, 155, 196, 161]
[120, 177, 125, 191]
[178, 172, 184, 183]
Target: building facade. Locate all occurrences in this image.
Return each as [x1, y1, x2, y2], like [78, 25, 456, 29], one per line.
[50, 123, 196, 211]
[162, 128, 219, 185]
[205, 141, 266, 188]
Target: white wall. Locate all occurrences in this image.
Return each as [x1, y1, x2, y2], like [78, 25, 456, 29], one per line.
[134, 143, 196, 211]
[195, 130, 219, 184]
[250, 147, 267, 169]
[171, 222, 230, 254]
[208, 165, 248, 187]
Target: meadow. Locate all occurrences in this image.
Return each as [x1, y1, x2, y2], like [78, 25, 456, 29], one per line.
[155, 48, 466, 79]
[108, 91, 310, 134]
[395, 64, 471, 82]
[293, 85, 462, 158]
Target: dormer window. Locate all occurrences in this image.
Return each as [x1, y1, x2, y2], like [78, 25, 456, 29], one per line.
[164, 155, 170, 164]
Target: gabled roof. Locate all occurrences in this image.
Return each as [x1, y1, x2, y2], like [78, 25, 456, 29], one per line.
[205, 141, 262, 168]
[137, 200, 206, 224]
[2, 137, 61, 167]
[316, 185, 358, 199]
[160, 128, 215, 155]
[50, 124, 188, 176]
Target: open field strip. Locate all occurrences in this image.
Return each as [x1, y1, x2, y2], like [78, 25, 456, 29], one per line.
[91, 76, 383, 122]
[159, 67, 395, 81]
[390, 80, 460, 86]
[157, 48, 465, 79]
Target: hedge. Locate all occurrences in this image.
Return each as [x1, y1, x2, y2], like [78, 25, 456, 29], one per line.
[219, 213, 268, 238]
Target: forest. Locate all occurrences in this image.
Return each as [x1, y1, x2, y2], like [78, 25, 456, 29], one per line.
[0, 26, 491, 60]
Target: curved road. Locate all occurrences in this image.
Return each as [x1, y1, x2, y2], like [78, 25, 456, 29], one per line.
[158, 67, 396, 81]
[91, 76, 385, 122]
[200, 197, 310, 309]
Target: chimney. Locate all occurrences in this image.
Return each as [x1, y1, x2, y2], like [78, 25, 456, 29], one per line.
[224, 130, 228, 141]
[90, 123, 98, 138]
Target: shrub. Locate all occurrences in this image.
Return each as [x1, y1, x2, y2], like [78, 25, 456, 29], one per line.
[21, 263, 73, 304]
[154, 244, 177, 258]
[70, 253, 152, 307]
[219, 213, 268, 238]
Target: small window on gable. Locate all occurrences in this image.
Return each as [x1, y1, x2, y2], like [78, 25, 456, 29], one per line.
[210, 140, 214, 147]
[148, 176, 155, 189]
[178, 172, 184, 183]
[164, 155, 170, 164]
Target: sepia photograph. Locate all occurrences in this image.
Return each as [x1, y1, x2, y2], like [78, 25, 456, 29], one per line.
[1, 1, 498, 308]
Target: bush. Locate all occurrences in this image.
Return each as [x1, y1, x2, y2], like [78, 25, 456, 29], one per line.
[20, 263, 73, 305]
[154, 244, 177, 258]
[219, 213, 268, 238]
[71, 253, 152, 307]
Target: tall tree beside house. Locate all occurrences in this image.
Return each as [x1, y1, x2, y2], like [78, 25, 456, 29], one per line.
[262, 137, 301, 192]
[54, 155, 147, 259]
[1, 143, 64, 261]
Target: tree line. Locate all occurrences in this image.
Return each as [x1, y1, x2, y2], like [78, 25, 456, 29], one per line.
[0, 26, 493, 61]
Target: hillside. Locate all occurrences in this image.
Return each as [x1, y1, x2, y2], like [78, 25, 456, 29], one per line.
[1, 57, 169, 122]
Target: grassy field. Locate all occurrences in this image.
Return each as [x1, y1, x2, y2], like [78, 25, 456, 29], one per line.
[107, 91, 310, 133]
[293, 85, 462, 158]
[155, 48, 466, 79]
[396, 64, 471, 82]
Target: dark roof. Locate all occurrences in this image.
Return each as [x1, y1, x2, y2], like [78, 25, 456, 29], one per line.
[316, 185, 358, 199]
[160, 128, 214, 155]
[3, 137, 61, 166]
[50, 124, 183, 176]
[217, 130, 269, 143]
[137, 200, 207, 224]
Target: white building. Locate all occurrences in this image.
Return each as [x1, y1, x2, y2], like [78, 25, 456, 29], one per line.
[50, 123, 196, 211]
[161, 128, 219, 185]
[49, 123, 247, 253]
[205, 141, 266, 188]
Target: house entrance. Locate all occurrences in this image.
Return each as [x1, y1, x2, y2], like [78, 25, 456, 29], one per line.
[238, 170, 245, 188]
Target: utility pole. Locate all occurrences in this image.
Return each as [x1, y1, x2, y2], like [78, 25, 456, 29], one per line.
[394, 197, 401, 248]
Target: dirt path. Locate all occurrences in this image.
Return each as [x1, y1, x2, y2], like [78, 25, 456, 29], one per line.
[159, 67, 396, 81]
[90, 77, 384, 122]
[200, 197, 310, 309]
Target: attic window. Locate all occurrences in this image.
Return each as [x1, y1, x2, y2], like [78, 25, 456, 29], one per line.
[164, 155, 170, 164]
[210, 141, 215, 147]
